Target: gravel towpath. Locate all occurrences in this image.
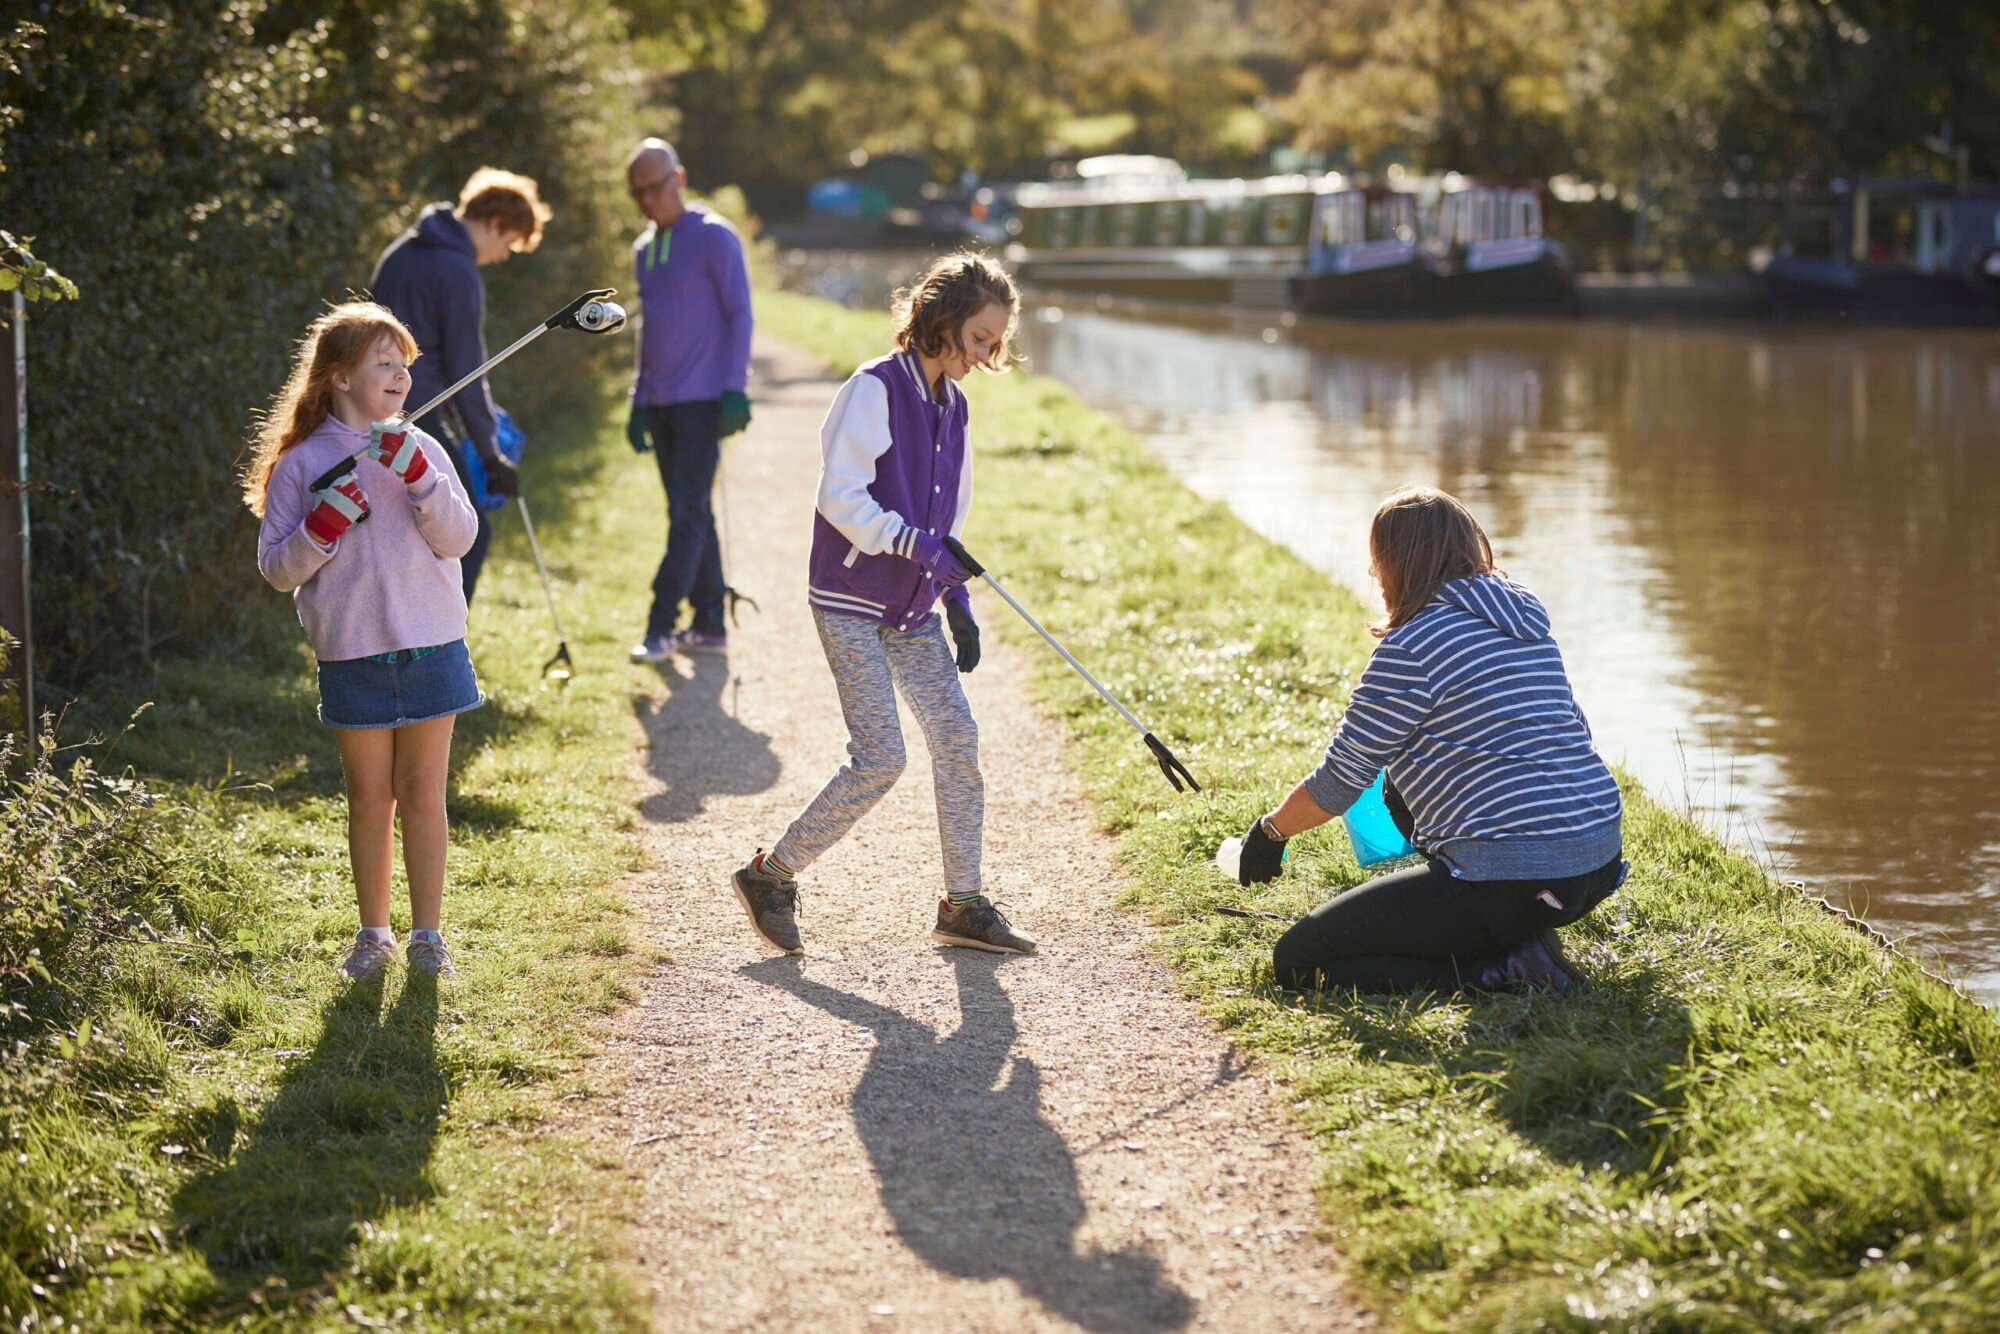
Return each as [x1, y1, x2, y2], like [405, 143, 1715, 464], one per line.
[578, 334, 1373, 1333]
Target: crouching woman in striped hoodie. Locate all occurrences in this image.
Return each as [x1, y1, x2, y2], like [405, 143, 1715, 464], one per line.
[1237, 487, 1626, 995]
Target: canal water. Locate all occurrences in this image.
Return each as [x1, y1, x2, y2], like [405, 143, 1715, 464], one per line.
[775, 251, 2000, 1000]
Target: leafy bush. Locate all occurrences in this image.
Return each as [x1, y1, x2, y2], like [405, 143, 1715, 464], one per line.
[0, 0, 641, 686]
[0, 715, 202, 1318]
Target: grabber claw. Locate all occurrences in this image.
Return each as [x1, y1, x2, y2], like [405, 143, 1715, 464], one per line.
[1144, 732, 1201, 793]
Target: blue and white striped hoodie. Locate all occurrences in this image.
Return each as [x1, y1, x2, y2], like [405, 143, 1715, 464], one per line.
[1303, 573, 1622, 881]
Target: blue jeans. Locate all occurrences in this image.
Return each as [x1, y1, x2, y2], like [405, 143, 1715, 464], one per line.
[646, 400, 726, 638]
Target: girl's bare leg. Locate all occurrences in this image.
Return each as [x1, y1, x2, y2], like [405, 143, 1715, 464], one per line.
[334, 727, 399, 929]
[392, 714, 457, 931]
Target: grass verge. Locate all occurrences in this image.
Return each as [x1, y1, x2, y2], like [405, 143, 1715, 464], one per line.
[757, 288, 2000, 1330]
[5, 391, 665, 1330]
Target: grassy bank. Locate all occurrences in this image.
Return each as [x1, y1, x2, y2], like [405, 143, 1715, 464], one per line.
[757, 288, 2000, 1330]
[5, 393, 664, 1329]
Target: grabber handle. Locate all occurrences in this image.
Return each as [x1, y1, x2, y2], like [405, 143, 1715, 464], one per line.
[942, 535, 985, 577]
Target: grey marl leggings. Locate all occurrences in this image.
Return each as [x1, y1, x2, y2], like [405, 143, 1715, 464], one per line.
[772, 608, 985, 897]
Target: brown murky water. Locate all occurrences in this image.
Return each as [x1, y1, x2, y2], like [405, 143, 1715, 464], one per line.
[775, 252, 2000, 1000]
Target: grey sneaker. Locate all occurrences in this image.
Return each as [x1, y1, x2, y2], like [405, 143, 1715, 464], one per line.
[406, 934, 458, 977]
[732, 854, 803, 954]
[336, 932, 397, 981]
[931, 897, 1037, 955]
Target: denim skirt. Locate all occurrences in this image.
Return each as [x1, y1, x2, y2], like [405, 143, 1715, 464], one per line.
[316, 639, 485, 730]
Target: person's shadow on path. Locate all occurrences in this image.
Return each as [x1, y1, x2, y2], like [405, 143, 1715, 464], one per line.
[745, 952, 1195, 1333]
[636, 651, 781, 825]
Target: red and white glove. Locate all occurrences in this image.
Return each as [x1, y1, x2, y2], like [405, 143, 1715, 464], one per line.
[304, 469, 369, 546]
[366, 418, 429, 486]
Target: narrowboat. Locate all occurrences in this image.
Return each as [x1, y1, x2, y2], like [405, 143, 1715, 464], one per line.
[1294, 182, 1431, 316]
[1006, 156, 1321, 308]
[1424, 179, 1575, 314]
[1760, 177, 2000, 326]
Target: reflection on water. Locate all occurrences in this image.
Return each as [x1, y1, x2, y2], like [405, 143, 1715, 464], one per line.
[772, 253, 2000, 1001]
[1014, 304, 2000, 1000]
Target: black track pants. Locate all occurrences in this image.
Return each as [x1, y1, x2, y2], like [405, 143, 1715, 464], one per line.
[1270, 852, 1625, 993]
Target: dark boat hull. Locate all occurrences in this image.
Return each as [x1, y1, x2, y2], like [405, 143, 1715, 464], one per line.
[1435, 252, 1575, 315]
[1762, 257, 1999, 326]
[1294, 260, 1433, 317]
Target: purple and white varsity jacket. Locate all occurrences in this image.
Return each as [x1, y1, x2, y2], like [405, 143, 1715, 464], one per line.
[808, 351, 976, 632]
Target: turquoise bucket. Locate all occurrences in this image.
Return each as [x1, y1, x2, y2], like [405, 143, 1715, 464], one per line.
[1343, 771, 1416, 867]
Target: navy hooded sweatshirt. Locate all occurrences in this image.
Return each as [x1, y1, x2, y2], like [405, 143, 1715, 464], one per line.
[369, 204, 500, 459]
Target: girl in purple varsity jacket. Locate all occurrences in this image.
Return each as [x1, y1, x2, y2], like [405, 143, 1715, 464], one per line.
[730, 254, 1036, 956]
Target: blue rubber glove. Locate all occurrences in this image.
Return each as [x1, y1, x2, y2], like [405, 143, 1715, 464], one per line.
[719, 390, 752, 438]
[626, 405, 650, 453]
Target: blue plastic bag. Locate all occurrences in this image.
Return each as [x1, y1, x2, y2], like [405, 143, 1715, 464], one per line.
[461, 407, 526, 514]
[1343, 770, 1416, 867]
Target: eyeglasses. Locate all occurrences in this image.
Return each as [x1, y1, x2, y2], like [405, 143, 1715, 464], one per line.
[629, 174, 677, 200]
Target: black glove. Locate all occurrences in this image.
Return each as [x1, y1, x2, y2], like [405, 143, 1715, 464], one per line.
[944, 600, 980, 674]
[1237, 816, 1288, 886]
[480, 452, 519, 498]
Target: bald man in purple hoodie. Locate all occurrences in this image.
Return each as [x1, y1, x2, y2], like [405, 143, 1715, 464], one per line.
[623, 138, 755, 663]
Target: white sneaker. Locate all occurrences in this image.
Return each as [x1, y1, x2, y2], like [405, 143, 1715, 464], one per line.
[629, 633, 673, 663]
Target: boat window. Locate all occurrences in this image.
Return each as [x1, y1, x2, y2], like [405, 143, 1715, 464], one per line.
[1266, 196, 1304, 243]
[1187, 203, 1208, 245]
[1222, 201, 1250, 245]
[1046, 207, 1073, 248]
[1154, 202, 1181, 246]
[1112, 203, 1140, 247]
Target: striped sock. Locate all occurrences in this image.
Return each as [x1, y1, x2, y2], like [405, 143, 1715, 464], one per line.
[947, 889, 984, 909]
[754, 851, 796, 881]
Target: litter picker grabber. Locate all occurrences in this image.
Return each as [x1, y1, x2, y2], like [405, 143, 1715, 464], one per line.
[713, 447, 758, 627]
[309, 287, 627, 493]
[944, 537, 1200, 793]
[514, 495, 573, 684]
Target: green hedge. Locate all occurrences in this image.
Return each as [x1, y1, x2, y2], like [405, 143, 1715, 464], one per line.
[0, 0, 641, 687]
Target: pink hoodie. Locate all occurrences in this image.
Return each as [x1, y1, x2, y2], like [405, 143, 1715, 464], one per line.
[257, 416, 479, 661]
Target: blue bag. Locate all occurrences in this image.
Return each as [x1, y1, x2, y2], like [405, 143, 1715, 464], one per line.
[1343, 770, 1417, 867]
[461, 407, 526, 514]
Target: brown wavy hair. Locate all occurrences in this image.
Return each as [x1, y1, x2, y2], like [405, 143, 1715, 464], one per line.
[892, 251, 1019, 373]
[1368, 486, 1499, 636]
[458, 166, 552, 252]
[242, 302, 419, 517]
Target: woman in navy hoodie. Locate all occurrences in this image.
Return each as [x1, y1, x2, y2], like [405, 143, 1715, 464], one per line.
[729, 253, 1035, 958]
[1238, 487, 1627, 995]
[370, 167, 550, 603]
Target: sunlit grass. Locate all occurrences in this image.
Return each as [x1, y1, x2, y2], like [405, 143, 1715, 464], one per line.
[758, 289, 2000, 1331]
[14, 390, 662, 1330]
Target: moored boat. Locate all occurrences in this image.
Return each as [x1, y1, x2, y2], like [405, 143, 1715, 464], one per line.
[1007, 156, 1321, 308]
[1425, 180, 1574, 315]
[1294, 183, 1432, 316]
[1760, 177, 2000, 326]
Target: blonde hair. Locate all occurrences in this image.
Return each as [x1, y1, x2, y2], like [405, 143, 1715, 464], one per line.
[242, 303, 419, 517]
[458, 166, 552, 252]
[1367, 486, 1499, 636]
[892, 251, 1019, 372]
